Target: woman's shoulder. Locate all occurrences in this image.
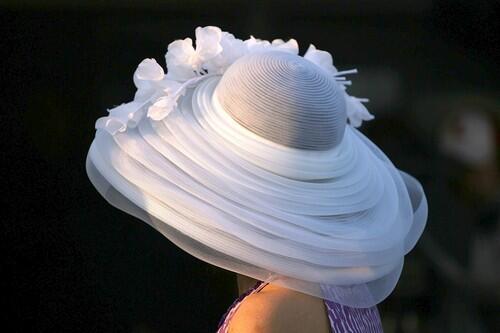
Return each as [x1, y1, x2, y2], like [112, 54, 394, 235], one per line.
[227, 284, 331, 333]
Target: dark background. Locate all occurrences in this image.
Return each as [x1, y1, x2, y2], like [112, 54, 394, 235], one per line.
[2, 1, 499, 332]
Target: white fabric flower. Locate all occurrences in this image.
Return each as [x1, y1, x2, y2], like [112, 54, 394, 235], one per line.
[133, 58, 165, 88]
[244, 35, 272, 52]
[165, 26, 223, 81]
[194, 26, 223, 63]
[96, 58, 187, 134]
[303, 44, 373, 127]
[244, 36, 299, 55]
[164, 38, 197, 81]
[203, 31, 247, 73]
[147, 95, 181, 121]
[271, 38, 299, 54]
[96, 26, 376, 135]
[146, 75, 208, 121]
[304, 44, 338, 74]
[133, 58, 166, 102]
[95, 101, 146, 135]
[345, 95, 374, 128]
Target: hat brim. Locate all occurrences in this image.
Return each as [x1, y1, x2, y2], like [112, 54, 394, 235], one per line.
[86, 76, 427, 308]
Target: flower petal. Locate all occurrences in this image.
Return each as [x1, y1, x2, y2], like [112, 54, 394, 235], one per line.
[165, 38, 197, 81]
[244, 35, 272, 53]
[273, 38, 299, 54]
[345, 95, 374, 128]
[131, 58, 165, 101]
[133, 58, 164, 85]
[304, 44, 338, 74]
[95, 116, 126, 135]
[147, 95, 179, 121]
[204, 31, 247, 73]
[96, 101, 146, 134]
[194, 26, 223, 63]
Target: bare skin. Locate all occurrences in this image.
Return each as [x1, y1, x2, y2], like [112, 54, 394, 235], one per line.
[227, 274, 331, 333]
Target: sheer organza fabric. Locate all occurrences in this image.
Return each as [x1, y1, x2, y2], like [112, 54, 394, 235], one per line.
[86, 76, 427, 308]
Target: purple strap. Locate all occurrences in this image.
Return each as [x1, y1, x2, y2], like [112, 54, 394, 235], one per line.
[324, 299, 384, 333]
[216, 281, 384, 333]
[216, 281, 265, 331]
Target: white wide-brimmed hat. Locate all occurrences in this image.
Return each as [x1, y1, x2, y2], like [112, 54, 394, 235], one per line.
[86, 26, 428, 308]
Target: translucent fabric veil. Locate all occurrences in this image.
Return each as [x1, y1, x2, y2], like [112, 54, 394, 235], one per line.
[86, 76, 428, 308]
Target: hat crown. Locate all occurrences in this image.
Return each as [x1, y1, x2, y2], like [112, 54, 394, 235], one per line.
[214, 51, 347, 150]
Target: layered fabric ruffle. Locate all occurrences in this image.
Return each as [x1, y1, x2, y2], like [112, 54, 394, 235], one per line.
[86, 76, 427, 308]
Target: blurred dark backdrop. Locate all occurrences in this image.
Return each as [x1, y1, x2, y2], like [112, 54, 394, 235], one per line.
[2, 1, 499, 332]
